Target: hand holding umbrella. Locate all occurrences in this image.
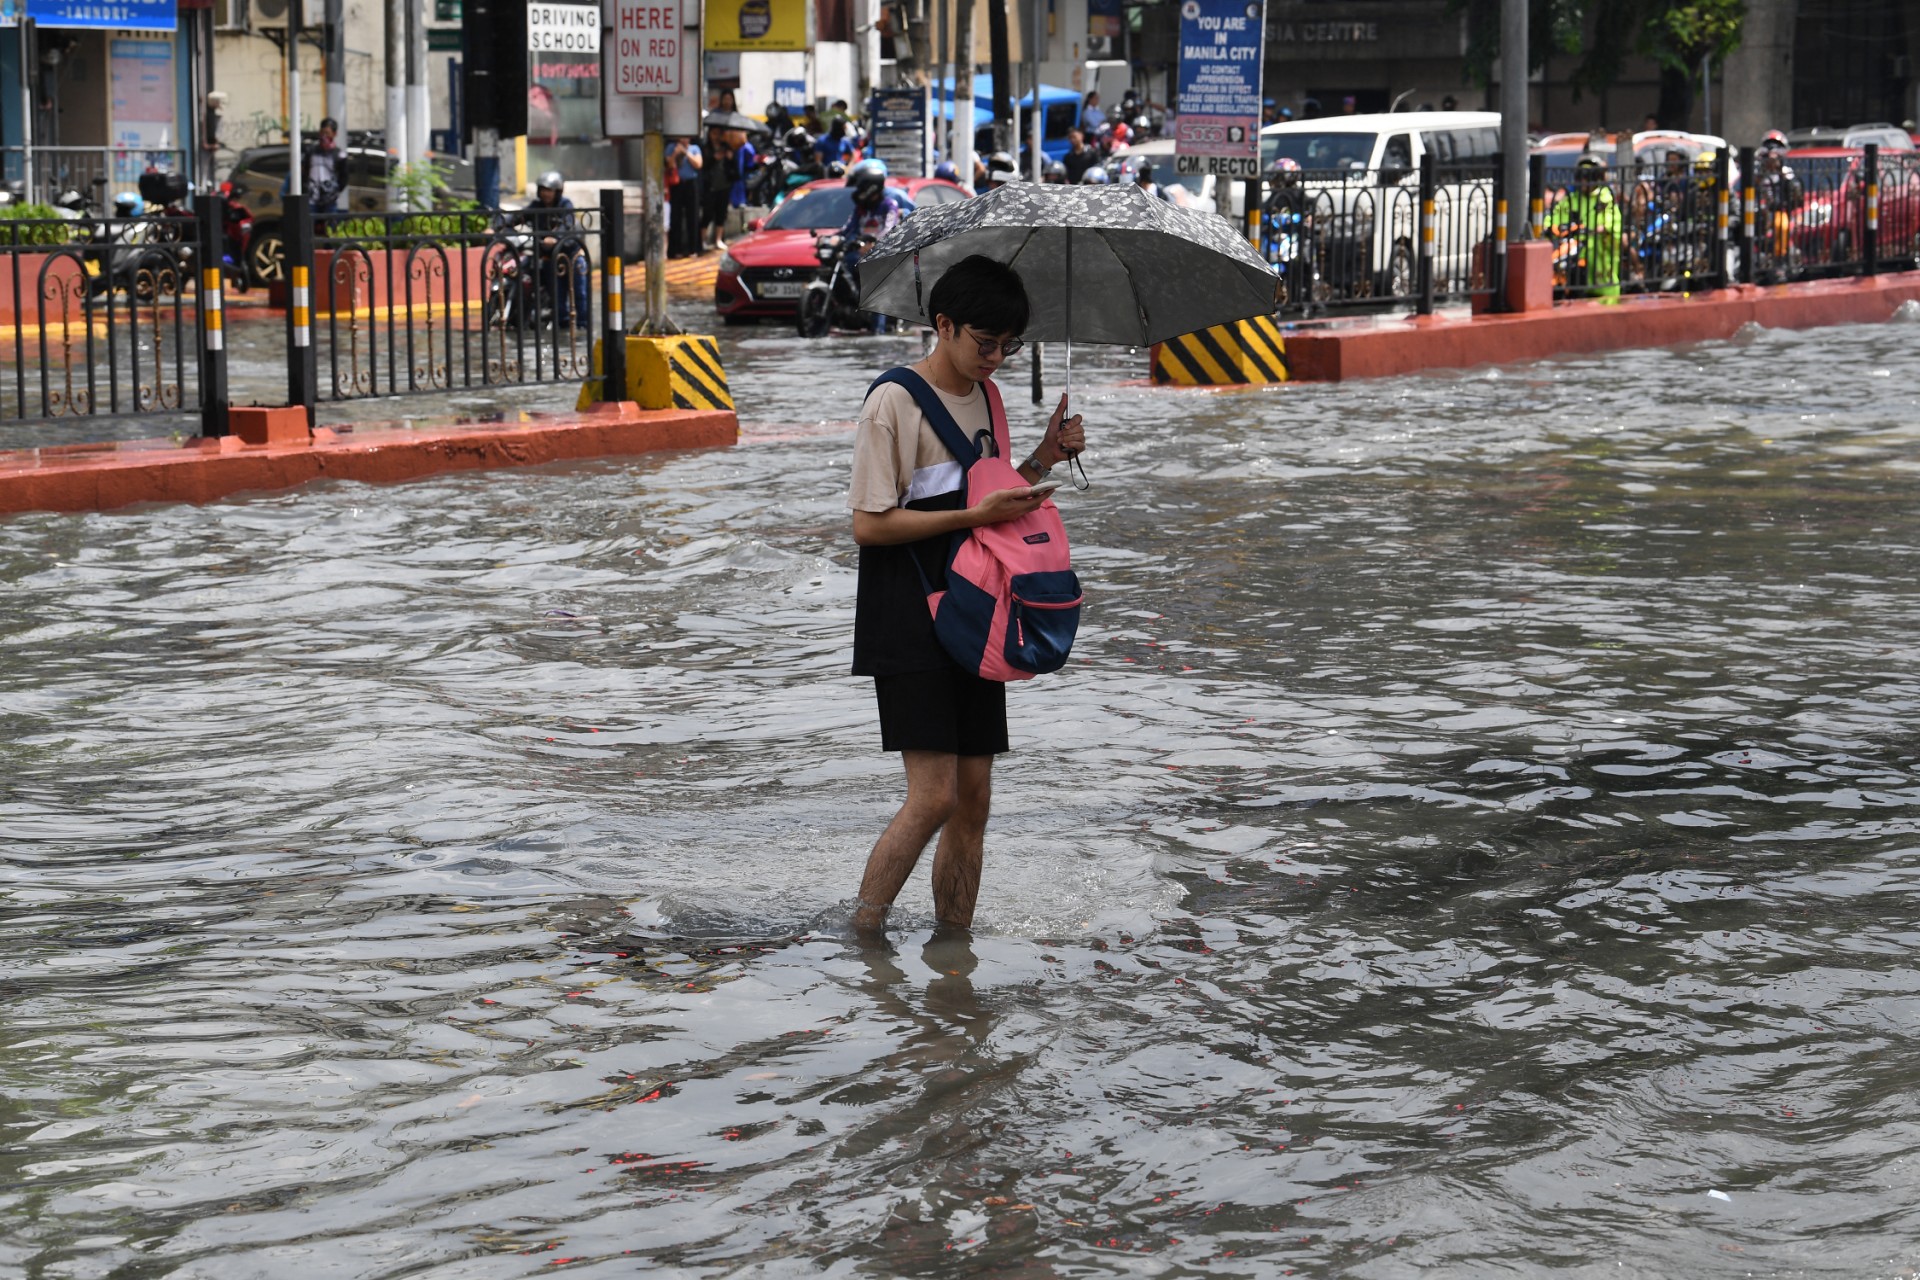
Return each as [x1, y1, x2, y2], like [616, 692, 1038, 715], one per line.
[857, 182, 1278, 473]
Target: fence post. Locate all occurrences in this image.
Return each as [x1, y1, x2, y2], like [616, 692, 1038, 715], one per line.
[1713, 148, 1731, 291]
[195, 194, 229, 439]
[1416, 150, 1436, 315]
[1491, 150, 1508, 313]
[1864, 143, 1880, 276]
[285, 192, 317, 422]
[1736, 145, 1755, 285]
[1527, 152, 1546, 239]
[599, 186, 627, 403]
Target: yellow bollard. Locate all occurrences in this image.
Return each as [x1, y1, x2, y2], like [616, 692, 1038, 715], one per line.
[578, 334, 734, 412]
[1151, 316, 1289, 386]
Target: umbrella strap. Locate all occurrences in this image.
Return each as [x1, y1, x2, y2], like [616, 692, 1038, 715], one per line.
[913, 253, 923, 312]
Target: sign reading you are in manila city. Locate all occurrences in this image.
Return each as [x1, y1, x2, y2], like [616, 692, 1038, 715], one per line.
[613, 0, 681, 94]
[1174, 0, 1264, 179]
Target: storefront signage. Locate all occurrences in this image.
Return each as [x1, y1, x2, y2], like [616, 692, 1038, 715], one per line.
[866, 87, 928, 179]
[702, 0, 808, 53]
[613, 0, 682, 94]
[1175, 0, 1263, 178]
[530, 2, 601, 52]
[1269, 20, 1380, 42]
[1088, 0, 1121, 39]
[4, 0, 177, 29]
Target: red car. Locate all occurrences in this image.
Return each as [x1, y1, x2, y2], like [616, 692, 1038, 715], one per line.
[1785, 147, 1920, 266]
[713, 176, 972, 323]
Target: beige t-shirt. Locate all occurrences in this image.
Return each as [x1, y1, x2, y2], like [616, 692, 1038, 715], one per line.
[847, 376, 992, 513]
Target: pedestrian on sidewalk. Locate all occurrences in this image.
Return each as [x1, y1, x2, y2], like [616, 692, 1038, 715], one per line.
[667, 136, 704, 258]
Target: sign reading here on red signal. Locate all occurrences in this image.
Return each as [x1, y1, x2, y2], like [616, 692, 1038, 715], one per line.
[614, 0, 682, 95]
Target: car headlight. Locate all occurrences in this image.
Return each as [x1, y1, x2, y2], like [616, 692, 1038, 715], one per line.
[718, 253, 740, 275]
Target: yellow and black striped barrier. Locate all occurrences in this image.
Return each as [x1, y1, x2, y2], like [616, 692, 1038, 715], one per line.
[1151, 316, 1289, 386]
[578, 333, 734, 413]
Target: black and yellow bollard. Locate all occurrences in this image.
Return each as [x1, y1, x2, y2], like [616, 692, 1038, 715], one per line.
[1151, 316, 1289, 386]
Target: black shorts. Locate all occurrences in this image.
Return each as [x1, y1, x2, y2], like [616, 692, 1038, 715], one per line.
[874, 667, 1009, 756]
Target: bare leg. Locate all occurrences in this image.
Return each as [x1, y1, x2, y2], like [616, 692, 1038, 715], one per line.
[930, 754, 993, 929]
[853, 750, 958, 933]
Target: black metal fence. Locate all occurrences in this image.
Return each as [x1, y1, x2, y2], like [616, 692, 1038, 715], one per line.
[1, 203, 208, 436]
[1259, 156, 1502, 317]
[282, 189, 626, 413]
[1533, 144, 1920, 301]
[2, 189, 630, 442]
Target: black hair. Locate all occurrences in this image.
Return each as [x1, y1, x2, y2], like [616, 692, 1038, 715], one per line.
[320, 116, 339, 131]
[927, 254, 1029, 338]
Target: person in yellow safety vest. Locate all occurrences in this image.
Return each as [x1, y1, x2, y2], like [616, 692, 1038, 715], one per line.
[1548, 154, 1624, 298]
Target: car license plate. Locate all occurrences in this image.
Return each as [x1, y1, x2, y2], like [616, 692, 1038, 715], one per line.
[756, 281, 805, 299]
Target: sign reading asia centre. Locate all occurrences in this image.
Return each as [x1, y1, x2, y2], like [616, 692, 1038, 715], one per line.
[1174, 0, 1264, 179]
[614, 0, 683, 95]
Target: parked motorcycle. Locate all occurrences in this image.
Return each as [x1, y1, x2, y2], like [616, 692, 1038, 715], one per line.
[219, 181, 254, 292]
[483, 219, 589, 333]
[797, 233, 883, 338]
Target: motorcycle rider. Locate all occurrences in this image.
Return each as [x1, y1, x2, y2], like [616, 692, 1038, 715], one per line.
[513, 170, 589, 330]
[984, 151, 1019, 190]
[832, 160, 909, 332]
[1044, 159, 1068, 185]
[1264, 156, 1314, 300]
[1754, 131, 1802, 275]
[1547, 154, 1624, 298]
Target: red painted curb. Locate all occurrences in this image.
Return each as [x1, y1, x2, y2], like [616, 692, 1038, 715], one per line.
[1284, 271, 1920, 382]
[0, 405, 737, 515]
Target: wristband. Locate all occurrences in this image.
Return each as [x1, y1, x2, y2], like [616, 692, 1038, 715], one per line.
[1025, 452, 1053, 477]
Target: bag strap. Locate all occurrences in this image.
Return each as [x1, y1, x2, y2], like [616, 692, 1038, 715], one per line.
[864, 367, 981, 471]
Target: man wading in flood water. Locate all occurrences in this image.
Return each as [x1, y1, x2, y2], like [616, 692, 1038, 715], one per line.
[845, 255, 1086, 934]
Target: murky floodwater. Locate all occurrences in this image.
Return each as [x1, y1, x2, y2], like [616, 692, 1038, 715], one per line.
[5, 310, 1920, 1278]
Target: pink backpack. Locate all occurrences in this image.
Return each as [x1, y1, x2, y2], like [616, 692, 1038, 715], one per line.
[868, 368, 1083, 682]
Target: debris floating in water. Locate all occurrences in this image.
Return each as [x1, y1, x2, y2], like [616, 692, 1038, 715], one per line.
[1707, 1189, 1732, 1202]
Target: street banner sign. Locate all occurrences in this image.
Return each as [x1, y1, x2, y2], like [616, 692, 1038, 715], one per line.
[530, 2, 601, 52]
[703, 0, 809, 52]
[614, 0, 683, 95]
[1174, 0, 1264, 178]
[866, 88, 930, 179]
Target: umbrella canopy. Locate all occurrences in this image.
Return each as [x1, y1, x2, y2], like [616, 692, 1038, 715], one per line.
[703, 110, 772, 136]
[858, 182, 1277, 346]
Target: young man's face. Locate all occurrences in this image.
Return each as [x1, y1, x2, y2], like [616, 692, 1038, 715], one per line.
[319, 124, 336, 147]
[939, 316, 1021, 382]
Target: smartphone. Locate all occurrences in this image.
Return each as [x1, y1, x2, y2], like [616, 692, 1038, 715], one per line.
[1028, 479, 1064, 498]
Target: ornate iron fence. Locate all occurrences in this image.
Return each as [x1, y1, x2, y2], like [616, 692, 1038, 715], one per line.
[1, 205, 207, 437]
[1258, 157, 1500, 317]
[283, 189, 627, 412]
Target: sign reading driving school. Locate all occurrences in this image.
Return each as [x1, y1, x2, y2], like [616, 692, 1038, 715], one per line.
[530, 3, 601, 51]
[1175, 0, 1264, 178]
[702, 0, 809, 52]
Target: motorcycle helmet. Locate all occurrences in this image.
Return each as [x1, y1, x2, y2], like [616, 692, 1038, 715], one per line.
[825, 161, 847, 178]
[785, 127, 813, 152]
[849, 165, 888, 206]
[1269, 156, 1302, 182]
[113, 192, 145, 218]
[1693, 150, 1719, 188]
[536, 169, 564, 198]
[1573, 154, 1607, 186]
[1760, 129, 1789, 152]
[1080, 165, 1110, 184]
[848, 158, 888, 183]
[933, 160, 960, 182]
[1132, 115, 1152, 136]
[1044, 159, 1067, 183]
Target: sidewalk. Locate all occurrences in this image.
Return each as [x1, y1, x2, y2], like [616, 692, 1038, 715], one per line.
[227, 254, 722, 311]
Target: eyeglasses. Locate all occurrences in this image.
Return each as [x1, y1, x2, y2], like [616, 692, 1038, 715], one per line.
[962, 326, 1024, 359]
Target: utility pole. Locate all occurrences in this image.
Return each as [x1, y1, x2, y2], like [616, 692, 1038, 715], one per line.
[408, 0, 429, 161]
[955, 0, 977, 186]
[987, 0, 1012, 157]
[326, 0, 346, 128]
[288, 0, 303, 195]
[1500, 0, 1527, 239]
[641, 98, 670, 332]
[386, 0, 410, 203]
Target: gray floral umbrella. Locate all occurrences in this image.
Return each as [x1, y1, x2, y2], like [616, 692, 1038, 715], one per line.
[859, 182, 1278, 366]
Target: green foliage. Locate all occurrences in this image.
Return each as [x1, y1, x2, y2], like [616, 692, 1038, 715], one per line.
[0, 204, 79, 247]
[1452, 0, 1745, 97]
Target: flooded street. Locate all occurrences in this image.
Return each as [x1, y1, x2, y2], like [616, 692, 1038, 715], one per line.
[4, 310, 1920, 1277]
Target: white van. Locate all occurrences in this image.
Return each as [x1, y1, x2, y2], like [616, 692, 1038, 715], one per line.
[1258, 111, 1503, 299]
